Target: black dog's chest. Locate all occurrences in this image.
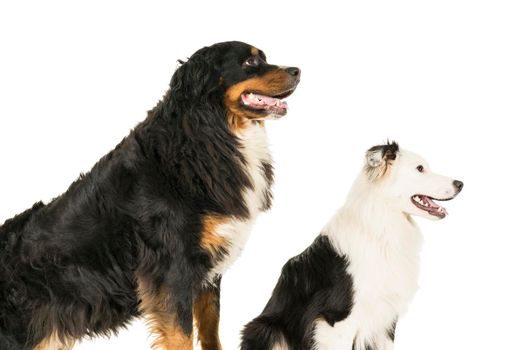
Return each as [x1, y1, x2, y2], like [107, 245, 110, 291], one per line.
[205, 126, 273, 280]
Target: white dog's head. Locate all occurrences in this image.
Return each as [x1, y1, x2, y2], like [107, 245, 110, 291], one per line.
[364, 141, 463, 220]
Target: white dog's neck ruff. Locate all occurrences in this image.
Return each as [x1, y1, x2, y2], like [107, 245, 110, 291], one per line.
[317, 173, 423, 350]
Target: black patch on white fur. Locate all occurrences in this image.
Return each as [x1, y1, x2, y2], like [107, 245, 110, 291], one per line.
[365, 141, 399, 181]
[387, 319, 397, 341]
[367, 141, 399, 161]
[260, 160, 274, 211]
[366, 343, 377, 350]
[241, 235, 354, 350]
[352, 338, 377, 350]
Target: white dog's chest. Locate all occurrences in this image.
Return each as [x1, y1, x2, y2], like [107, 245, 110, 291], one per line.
[315, 228, 422, 349]
[206, 125, 271, 281]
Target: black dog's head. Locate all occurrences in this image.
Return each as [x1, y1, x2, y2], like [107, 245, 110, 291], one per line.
[170, 41, 300, 130]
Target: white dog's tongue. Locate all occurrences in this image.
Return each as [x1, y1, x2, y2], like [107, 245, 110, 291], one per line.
[422, 196, 448, 215]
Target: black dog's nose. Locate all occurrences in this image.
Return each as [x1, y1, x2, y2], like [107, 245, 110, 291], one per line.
[453, 180, 464, 192]
[286, 67, 301, 78]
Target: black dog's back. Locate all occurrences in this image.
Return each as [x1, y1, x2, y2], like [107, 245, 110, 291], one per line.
[0, 204, 44, 349]
[0, 141, 143, 349]
[241, 235, 354, 350]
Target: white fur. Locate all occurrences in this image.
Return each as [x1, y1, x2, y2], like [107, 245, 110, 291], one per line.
[313, 148, 459, 349]
[206, 123, 271, 282]
[367, 149, 384, 168]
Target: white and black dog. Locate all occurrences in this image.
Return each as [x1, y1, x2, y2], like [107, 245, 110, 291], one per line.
[241, 141, 463, 350]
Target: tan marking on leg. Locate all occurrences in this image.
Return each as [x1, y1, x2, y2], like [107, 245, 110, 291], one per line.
[137, 279, 194, 350]
[151, 323, 193, 350]
[194, 290, 222, 350]
[201, 215, 229, 258]
[33, 331, 75, 350]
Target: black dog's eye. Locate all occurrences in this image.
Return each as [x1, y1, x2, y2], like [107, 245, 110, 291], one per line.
[244, 57, 259, 67]
[416, 165, 424, 173]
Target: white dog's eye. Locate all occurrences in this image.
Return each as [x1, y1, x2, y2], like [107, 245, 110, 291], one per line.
[417, 165, 424, 173]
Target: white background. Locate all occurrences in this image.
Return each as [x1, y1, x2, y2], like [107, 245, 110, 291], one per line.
[1, 1, 524, 349]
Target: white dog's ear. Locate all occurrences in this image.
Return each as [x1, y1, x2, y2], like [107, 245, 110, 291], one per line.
[365, 141, 399, 181]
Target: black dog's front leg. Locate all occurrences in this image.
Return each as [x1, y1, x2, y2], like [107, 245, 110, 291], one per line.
[194, 277, 222, 350]
[137, 267, 194, 350]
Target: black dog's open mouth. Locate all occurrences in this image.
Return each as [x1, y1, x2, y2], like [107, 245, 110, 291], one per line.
[240, 88, 295, 117]
[411, 195, 454, 219]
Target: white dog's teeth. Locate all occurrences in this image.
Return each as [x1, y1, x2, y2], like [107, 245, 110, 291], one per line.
[414, 196, 424, 205]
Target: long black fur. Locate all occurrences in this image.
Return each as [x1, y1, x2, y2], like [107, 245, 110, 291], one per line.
[241, 235, 354, 350]
[0, 41, 297, 349]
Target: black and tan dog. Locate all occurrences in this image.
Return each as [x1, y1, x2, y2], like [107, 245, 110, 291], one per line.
[0, 41, 300, 350]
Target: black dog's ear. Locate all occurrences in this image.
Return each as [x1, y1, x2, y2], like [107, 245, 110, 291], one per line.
[364, 141, 399, 181]
[170, 50, 221, 103]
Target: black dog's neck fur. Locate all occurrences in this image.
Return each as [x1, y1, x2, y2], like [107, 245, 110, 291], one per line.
[134, 87, 254, 219]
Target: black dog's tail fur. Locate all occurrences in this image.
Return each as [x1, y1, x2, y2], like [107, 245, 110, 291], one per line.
[241, 315, 286, 350]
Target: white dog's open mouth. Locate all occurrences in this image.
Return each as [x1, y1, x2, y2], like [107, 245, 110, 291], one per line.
[411, 195, 452, 219]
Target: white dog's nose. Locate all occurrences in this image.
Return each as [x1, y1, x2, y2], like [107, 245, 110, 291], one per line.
[453, 180, 464, 192]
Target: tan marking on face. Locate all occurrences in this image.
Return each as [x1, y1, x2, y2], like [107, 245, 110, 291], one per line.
[137, 279, 194, 350]
[33, 332, 75, 350]
[250, 47, 259, 56]
[201, 215, 229, 258]
[224, 68, 292, 131]
[194, 289, 222, 350]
